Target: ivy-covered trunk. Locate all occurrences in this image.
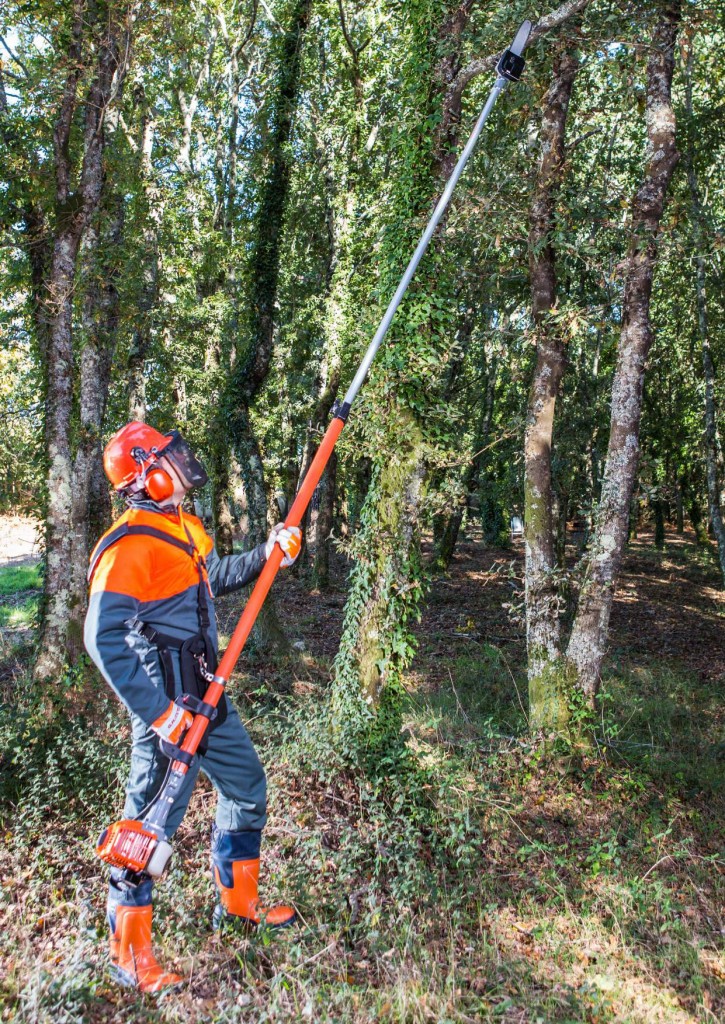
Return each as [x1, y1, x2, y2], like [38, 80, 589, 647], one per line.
[524, 45, 579, 734]
[224, 0, 312, 651]
[331, 0, 474, 749]
[566, 0, 682, 697]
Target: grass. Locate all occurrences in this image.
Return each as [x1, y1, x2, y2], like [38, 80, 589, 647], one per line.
[0, 596, 39, 628]
[0, 563, 42, 629]
[0, 563, 42, 596]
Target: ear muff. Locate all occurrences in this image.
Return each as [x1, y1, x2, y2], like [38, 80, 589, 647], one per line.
[144, 468, 174, 502]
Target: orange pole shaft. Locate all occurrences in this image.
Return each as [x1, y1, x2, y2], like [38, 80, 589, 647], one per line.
[173, 414, 346, 770]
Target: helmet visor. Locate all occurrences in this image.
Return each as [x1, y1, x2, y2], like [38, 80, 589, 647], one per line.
[160, 431, 209, 489]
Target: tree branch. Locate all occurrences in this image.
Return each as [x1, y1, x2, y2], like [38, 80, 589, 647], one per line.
[0, 35, 30, 78]
[337, 0, 358, 59]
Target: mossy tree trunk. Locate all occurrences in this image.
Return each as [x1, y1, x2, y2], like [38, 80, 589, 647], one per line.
[566, 1, 682, 698]
[524, 43, 579, 735]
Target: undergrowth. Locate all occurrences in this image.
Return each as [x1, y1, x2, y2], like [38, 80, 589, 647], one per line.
[1, 650, 723, 1024]
[0, 541, 722, 1022]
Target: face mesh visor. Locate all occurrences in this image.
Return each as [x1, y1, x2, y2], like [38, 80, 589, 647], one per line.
[161, 431, 209, 489]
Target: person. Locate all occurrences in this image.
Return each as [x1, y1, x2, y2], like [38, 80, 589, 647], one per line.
[84, 421, 302, 992]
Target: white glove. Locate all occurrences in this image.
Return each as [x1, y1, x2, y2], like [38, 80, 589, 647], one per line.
[265, 523, 302, 567]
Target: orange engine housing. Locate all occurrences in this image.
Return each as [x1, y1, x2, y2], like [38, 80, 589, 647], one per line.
[96, 820, 158, 874]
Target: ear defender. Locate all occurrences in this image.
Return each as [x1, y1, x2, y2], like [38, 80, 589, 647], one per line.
[144, 468, 175, 502]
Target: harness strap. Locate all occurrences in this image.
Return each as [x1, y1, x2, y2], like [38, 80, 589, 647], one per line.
[88, 523, 194, 584]
[126, 619, 182, 700]
[181, 521, 212, 631]
[89, 518, 224, 743]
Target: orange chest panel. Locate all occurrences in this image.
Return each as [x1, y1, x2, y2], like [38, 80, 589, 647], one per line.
[89, 509, 213, 603]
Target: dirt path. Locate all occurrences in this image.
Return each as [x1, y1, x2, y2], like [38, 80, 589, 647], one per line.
[0, 515, 41, 568]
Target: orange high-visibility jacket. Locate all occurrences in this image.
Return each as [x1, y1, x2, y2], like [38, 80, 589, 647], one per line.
[84, 505, 266, 725]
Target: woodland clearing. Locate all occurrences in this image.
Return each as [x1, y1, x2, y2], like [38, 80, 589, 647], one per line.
[2, 1, 725, 1020]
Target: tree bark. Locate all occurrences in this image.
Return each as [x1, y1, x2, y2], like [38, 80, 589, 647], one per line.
[566, 1, 682, 696]
[524, 45, 579, 733]
[127, 88, 161, 421]
[68, 198, 124, 635]
[684, 46, 725, 586]
[35, 2, 128, 681]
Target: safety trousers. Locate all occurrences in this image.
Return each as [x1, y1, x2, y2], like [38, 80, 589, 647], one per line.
[122, 698, 267, 837]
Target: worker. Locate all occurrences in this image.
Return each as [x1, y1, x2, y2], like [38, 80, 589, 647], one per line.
[84, 421, 301, 992]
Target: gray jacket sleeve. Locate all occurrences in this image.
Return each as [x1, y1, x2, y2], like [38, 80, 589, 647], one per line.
[84, 590, 170, 727]
[205, 543, 267, 597]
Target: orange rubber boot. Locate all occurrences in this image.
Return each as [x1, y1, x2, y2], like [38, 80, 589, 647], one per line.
[110, 905, 183, 992]
[212, 858, 296, 928]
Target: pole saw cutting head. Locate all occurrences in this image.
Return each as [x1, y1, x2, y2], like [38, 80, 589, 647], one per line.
[96, 819, 173, 879]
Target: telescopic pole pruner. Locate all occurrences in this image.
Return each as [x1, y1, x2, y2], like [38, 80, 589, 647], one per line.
[96, 20, 532, 879]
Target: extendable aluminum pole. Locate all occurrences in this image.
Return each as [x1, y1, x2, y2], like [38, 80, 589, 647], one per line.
[98, 22, 533, 869]
[343, 19, 532, 410]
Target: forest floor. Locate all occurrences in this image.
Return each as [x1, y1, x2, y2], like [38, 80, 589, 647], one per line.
[0, 526, 723, 1024]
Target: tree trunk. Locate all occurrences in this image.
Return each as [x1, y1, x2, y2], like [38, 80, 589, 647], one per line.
[312, 449, 337, 589]
[434, 340, 496, 571]
[524, 45, 579, 734]
[35, 2, 127, 682]
[684, 47, 725, 586]
[209, 426, 236, 556]
[68, 196, 124, 641]
[653, 496, 665, 549]
[127, 90, 161, 422]
[675, 479, 684, 534]
[566, 1, 681, 697]
[331, 1, 477, 739]
[224, 0, 312, 652]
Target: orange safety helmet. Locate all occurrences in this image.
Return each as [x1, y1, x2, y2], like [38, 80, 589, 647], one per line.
[104, 422, 176, 501]
[104, 422, 210, 502]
